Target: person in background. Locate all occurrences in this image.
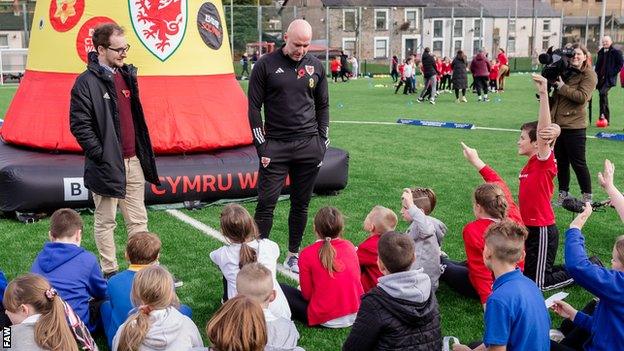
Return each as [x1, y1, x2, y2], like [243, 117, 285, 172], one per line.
[594, 36, 623, 125]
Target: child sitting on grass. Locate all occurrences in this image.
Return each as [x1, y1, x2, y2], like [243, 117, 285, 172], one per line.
[343, 231, 441, 350]
[357, 206, 398, 292]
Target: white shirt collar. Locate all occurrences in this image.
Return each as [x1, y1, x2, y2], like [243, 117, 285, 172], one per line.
[22, 314, 41, 324]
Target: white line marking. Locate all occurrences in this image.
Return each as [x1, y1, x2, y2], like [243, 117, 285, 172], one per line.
[331, 120, 597, 139]
[165, 209, 300, 282]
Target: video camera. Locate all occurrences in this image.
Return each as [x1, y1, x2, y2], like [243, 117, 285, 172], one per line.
[561, 197, 611, 213]
[538, 46, 576, 87]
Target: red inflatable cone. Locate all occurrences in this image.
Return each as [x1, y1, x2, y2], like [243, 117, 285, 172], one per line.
[596, 116, 609, 128]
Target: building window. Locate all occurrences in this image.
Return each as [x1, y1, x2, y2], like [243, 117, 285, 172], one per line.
[542, 36, 550, 51]
[375, 9, 389, 30]
[508, 36, 516, 53]
[405, 9, 418, 30]
[433, 40, 443, 56]
[543, 19, 551, 32]
[0, 35, 8, 48]
[454, 39, 463, 54]
[473, 19, 482, 37]
[454, 19, 463, 37]
[374, 37, 389, 58]
[433, 20, 443, 38]
[342, 38, 356, 54]
[343, 9, 356, 31]
[509, 19, 516, 32]
[473, 39, 482, 56]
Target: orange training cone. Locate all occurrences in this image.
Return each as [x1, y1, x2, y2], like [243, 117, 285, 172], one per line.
[1, 0, 250, 154]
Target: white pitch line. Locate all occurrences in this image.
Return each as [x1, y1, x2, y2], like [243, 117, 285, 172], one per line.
[332, 120, 597, 139]
[165, 209, 300, 282]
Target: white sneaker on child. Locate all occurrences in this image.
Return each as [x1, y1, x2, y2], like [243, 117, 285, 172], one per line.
[284, 254, 300, 274]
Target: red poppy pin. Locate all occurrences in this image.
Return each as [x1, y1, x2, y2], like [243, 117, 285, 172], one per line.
[297, 68, 305, 79]
[122, 89, 131, 98]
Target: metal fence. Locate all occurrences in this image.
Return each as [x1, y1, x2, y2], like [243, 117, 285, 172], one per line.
[0, 48, 27, 84]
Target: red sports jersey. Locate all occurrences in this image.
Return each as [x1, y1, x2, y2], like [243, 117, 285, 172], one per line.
[442, 62, 452, 75]
[357, 234, 383, 293]
[519, 152, 557, 226]
[299, 238, 364, 326]
[489, 63, 500, 80]
[330, 60, 341, 73]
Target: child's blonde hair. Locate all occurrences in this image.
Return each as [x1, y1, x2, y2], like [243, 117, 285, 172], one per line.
[364, 206, 397, 234]
[409, 187, 437, 215]
[485, 220, 528, 264]
[473, 183, 508, 220]
[220, 204, 259, 268]
[236, 262, 274, 304]
[3, 274, 78, 351]
[314, 206, 345, 277]
[117, 265, 180, 351]
[207, 295, 267, 351]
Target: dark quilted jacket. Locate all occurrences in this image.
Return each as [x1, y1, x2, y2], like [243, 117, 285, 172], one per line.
[342, 287, 441, 351]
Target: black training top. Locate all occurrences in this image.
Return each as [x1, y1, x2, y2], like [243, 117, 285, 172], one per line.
[247, 47, 329, 148]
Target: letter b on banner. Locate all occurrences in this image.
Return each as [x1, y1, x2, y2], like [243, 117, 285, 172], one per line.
[63, 177, 89, 201]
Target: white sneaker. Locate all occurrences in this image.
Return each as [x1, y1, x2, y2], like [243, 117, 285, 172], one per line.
[461, 96, 468, 103]
[284, 254, 300, 274]
[429, 99, 436, 105]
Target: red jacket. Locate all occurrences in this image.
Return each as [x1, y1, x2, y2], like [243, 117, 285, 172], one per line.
[357, 234, 383, 293]
[470, 53, 491, 77]
[330, 60, 341, 73]
[497, 52, 508, 66]
[299, 238, 364, 326]
[489, 63, 500, 80]
[435, 61, 443, 79]
[442, 62, 452, 75]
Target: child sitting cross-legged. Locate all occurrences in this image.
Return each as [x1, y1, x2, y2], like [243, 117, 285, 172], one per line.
[236, 262, 303, 351]
[30, 208, 107, 333]
[453, 220, 551, 351]
[357, 206, 398, 293]
[343, 231, 442, 351]
[100, 231, 192, 348]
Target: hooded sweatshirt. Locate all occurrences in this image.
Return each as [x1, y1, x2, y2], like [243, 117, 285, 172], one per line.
[406, 206, 443, 291]
[112, 307, 203, 351]
[470, 53, 491, 77]
[31, 242, 107, 332]
[342, 269, 441, 351]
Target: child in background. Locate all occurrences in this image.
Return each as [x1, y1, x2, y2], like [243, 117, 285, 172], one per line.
[489, 59, 499, 92]
[343, 231, 441, 351]
[331, 56, 341, 83]
[401, 188, 446, 291]
[454, 221, 550, 351]
[203, 295, 267, 351]
[441, 57, 453, 92]
[282, 207, 363, 327]
[210, 204, 291, 319]
[236, 263, 303, 351]
[100, 232, 192, 348]
[30, 208, 107, 333]
[3, 274, 97, 351]
[112, 265, 203, 351]
[358, 206, 398, 293]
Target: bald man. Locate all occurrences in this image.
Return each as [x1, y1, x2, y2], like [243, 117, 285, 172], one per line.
[247, 19, 330, 273]
[595, 36, 623, 124]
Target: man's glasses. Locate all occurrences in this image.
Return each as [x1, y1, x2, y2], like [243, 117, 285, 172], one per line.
[107, 45, 130, 54]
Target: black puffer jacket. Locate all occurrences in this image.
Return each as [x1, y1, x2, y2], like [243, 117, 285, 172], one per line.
[343, 271, 441, 351]
[70, 52, 159, 198]
[452, 56, 468, 89]
[421, 51, 438, 79]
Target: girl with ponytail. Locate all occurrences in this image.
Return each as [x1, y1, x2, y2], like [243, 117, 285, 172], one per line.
[3, 274, 79, 351]
[210, 204, 291, 320]
[112, 265, 202, 351]
[281, 206, 363, 327]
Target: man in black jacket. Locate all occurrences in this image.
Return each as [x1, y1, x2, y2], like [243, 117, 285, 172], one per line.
[248, 19, 329, 273]
[417, 48, 439, 104]
[595, 36, 624, 124]
[69, 23, 159, 278]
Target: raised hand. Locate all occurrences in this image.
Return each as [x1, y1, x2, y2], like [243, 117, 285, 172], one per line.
[461, 142, 485, 170]
[551, 300, 578, 321]
[401, 188, 414, 209]
[531, 73, 548, 95]
[570, 202, 592, 229]
[598, 159, 615, 190]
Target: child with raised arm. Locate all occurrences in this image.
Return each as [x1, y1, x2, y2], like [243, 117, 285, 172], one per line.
[357, 206, 398, 293]
[401, 187, 446, 291]
[453, 220, 551, 351]
[550, 195, 624, 351]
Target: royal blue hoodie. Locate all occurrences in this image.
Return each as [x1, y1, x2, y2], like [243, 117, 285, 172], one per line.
[0, 271, 7, 303]
[565, 228, 624, 351]
[31, 242, 107, 332]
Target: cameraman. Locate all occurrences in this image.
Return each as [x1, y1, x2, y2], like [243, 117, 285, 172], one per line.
[550, 44, 597, 205]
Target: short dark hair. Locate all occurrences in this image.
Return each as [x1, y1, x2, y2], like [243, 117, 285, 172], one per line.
[92, 23, 124, 50]
[378, 231, 415, 273]
[520, 121, 538, 143]
[126, 232, 161, 264]
[424, 47, 430, 53]
[49, 208, 83, 239]
[485, 220, 528, 264]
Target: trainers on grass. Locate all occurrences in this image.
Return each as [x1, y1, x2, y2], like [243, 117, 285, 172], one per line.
[284, 254, 300, 274]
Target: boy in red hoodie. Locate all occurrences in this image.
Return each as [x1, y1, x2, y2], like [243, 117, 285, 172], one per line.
[330, 56, 341, 83]
[357, 206, 398, 292]
[489, 59, 500, 92]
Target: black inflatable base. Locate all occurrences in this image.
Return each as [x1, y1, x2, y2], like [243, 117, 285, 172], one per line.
[0, 142, 349, 213]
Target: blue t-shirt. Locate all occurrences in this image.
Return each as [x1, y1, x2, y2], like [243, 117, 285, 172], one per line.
[484, 269, 550, 350]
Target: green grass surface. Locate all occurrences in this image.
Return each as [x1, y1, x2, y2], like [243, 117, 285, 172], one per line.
[1, 75, 623, 350]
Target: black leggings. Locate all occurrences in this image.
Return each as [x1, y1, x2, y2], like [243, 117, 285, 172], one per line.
[441, 74, 452, 90]
[280, 283, 309, 324]
[474, 76, 489, 96]
[554, 129, 592, 195]
[454, 88, 466, 99]
[439, 258, 479, 300]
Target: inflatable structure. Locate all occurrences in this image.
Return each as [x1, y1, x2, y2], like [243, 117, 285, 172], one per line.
[0, 0, 348, 213]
